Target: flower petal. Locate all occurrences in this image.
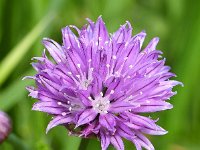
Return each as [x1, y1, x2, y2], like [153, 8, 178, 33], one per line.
[62, 26, 80, 50]
[110, 134, 124, 150]
[93, 16, 109, 48]
[42, 38, 65, 64]
[76, 109, 97, 127]
[117, 122, 135, 140]
[99, 114, 116, 132]
[109, 101, 139, 113]
[32, 101, 65, 115]
[133, 101, 173, 113]
[126, 112, 167, 135]
[46, 115, 72, 133]
[100, 130, 111, 150]
[132, 132, 155, 150]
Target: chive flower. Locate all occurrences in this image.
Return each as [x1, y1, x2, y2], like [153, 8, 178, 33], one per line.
[0, 110, 11, 143]
[25, 16, 182, 150]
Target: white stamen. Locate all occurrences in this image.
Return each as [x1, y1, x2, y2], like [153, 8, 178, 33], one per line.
[129, 95, 133, 99]
[57, 102, 62, 105]
[140, 91, 143, 95]
[100, 92, 103, 96]
[62, 112, 67, 116]
[110, 90, 115, 94]
[76, 75, 80, 78]
[124, 57, 128, 60]
[77, 64, 81, 68]
[88, 59, 92, 62]
[112, 55, 117, 60]
[92, 95, 110, 114]
[77, 42, 80, 48]
[68, 72, 72, 75]
[115, 71, 119, 75]
[146, 100, 150, 103]
[69, 107, 72, 111]
[106, 64, 110, 68]
[129, 65, 133, 69]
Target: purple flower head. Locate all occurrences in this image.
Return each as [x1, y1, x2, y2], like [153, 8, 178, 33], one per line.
[0, 110, 12, 143]
[25, 16, 182, 150]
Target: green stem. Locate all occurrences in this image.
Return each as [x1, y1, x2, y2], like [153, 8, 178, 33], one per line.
[78, 138, 89, 150]
[7, 134, 29, 150]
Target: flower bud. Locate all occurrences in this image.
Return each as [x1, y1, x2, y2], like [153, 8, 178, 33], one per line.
[0, 111, 12, 143]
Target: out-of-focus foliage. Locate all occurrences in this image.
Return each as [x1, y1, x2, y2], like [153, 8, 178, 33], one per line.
[0, 0, 199, 149]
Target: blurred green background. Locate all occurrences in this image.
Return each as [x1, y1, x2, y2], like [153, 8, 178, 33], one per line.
[0, 0, 199, 149]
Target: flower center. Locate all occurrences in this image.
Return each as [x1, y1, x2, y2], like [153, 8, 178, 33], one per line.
[91, 96, 110, 114]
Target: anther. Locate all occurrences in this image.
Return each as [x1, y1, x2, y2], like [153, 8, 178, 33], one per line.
[62, 112, 67, 116]
[112, 55, 117, 60]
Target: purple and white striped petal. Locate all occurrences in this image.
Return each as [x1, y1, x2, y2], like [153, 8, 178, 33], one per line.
[99, 114, 116, 132]
[110, 134, 124, 150]
[100, 130, 111, 150]
[76, 109, 97, 127]
[46, 115, 72, 133]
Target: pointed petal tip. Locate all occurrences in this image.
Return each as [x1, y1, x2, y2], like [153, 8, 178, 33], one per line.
[170, 80, 184, 87]
[97, 15, 105, 24]
[22, 76, 27, 81]
[46, 123, 55, 134]
[32, 105, 39, 111]
[46, 123, 56, 134]
[153, 37, 160, 43]
[163, 130, 168, 135]
[86, 18, 94, 24]
[140, 30, 146, 35]
[32, 103, 42, 111]
[61, 26, 70, 34]
[179, 82, 184, 87]
[125, 21, 133, 30]
[154, 126, 168, 135]
[46, 127, 50, 134]
[25, 86, 31, 90]
[22, 76, 35, 81]
[166, 103, 173, 110]
[98, 15, 102, 19]
[42, 37, 51, 44]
